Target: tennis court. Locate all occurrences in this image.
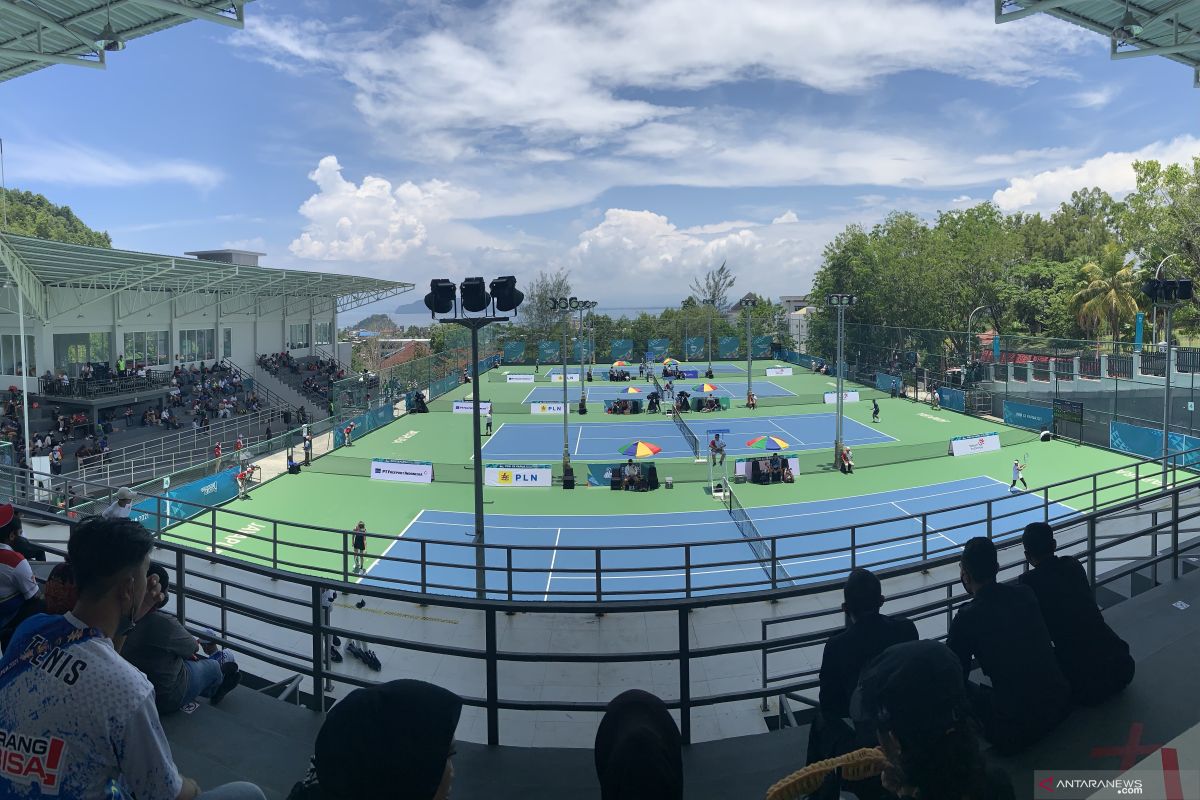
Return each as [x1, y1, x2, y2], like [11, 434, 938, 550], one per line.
[360, 475, 1076, 600]
[480, 413, 896, 461]
[521, 380, 794, 403]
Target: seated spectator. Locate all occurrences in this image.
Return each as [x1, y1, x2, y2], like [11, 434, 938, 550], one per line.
[622, 459, 640, 490]
[0, 517, 265, 799]
[840, 446, 854, 474]
[1018, 523, 1134, 706]
[287, 680, 461, 800]
[704, 367, 714, 379]
[948, 537, 1070, 755]
[103, 486, 138, 519]
[852, 641, 1014, 800]
[806, 568, 917, 799]
[746, 390, 757, 410]
[594, 689, 683, 800]
[782, 463, 795, 483]
[0, 505, 43, 649]
[768, 452, 783, 481]
[121, 564, 241, 714]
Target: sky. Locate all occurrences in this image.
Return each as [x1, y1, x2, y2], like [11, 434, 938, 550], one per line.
[2, 0, 1199, 323]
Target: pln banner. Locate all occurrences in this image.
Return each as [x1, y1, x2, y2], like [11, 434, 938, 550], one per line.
[485, 464, 553, 487]
[823, 391, 860, 404]
[765, 367, 793, 377]
[531, 401, 566, 414]
[370, 459, 434, 484]
[948, 432, 1000, 457]
[684, 336, 705, 359]
[549, 373, 580, 382]
[506, 373, 535, 383]
[452, 400, 492, 414]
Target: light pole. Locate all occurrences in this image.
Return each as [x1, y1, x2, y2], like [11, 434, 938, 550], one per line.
[966, 305, 992, 387]
[1143, 257, 1192, 486]
[548, 297, 594, 479]
[827, 293, 857, 468]
[426, 276, 524, 599]
[743, 296, 757, 398]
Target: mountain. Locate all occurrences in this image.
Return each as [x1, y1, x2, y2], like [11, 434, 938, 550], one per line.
[0, 188, 112, 247]
[394, 297, 429, 314]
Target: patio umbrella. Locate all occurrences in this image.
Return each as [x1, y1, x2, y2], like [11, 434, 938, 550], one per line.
[618, 441, 662, 458]
[622, 386, 643, 394]
[693, 383, 719, 392]
[612, 360, 629, 367]
[747, 435, 790, 451]
[662, 357, 680, 366]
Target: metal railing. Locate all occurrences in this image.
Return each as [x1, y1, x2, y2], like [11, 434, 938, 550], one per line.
[222, 358, 295, 413]
[38, 370, 172, 398]
[12, 462, 1200, 747]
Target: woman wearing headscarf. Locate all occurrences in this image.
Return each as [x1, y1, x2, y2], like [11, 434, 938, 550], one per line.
[594, 689, 683, 800]
[288, 679, 462, 800]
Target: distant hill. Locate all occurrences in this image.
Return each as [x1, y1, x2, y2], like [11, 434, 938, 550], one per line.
[354, 313, 396, 331]
[394, 297, 429, 314]
[0, 188, 112, 247]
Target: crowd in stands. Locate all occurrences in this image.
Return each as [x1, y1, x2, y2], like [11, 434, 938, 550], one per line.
[258, 353, 344, 406]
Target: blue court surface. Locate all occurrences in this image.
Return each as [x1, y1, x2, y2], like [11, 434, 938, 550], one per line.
[541, 362, 747, 375]
[358, 476, 1078, 600]
[481, 413, 895, 460]
[522, 380, 794, 403]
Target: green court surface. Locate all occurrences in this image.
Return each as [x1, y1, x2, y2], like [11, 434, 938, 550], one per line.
[159, 362, 1170, 586]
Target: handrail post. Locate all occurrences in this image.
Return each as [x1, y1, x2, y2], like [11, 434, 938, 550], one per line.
[174, 549, 186, 625]
[770, 536, 778, 591]
[595, 549, 602, 602]
[310, 585, 326, 711]
[485, 608, 499, 745]
[507, 548, 514, 602]
[1092, 473, 1097, 511]
[1043, 487, 1049, 522]
[678, 607, 691, 745]
[271, 521, 278, 577]
[986, 500, 993, 540]
[921, 514, 928, 560]
[342, 530, 349, 583]
[850, 526, 857, 568]
[684, 544, 692, 598]
[945, 584, 953, 634]
[421, 540, 428, 594]
[1087, 517, 1097, 591]
[209, 508, 217, 561]
[1172, 489, 1180, 580]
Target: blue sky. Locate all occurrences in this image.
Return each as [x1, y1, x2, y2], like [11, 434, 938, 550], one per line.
[2, 0, 1198, 321]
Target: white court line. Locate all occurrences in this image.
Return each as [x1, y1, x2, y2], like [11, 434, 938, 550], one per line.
[574, 425, 584, 456]
[543, 528, 563, 601]
[890, 501, 959, 551]
[766, 417, 805, 445]
[357, 509, 422, 584]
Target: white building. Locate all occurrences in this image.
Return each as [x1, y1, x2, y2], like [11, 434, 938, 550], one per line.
[788, 307, 816, 354]
[0, 233, 412, 388]
[779, 295, 811, 313]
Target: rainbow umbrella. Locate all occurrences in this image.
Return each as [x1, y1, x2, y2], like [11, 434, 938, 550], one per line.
[693, 383, 719, 393]
[622, 386, 643, 394]
[747, 435, 790, 451]
[612, 360, 629, 367]
[618, 441, 662, 458]
[662, 357, 680, 366]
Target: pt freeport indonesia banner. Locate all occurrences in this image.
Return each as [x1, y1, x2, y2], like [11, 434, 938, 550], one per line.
[549, 373, 581, 382]
[823, 391, 860, 404]
[485, 464, 553, 487]
[505, 373, 535, 383]
[948, 433, 1000, 457]
[452, 401, 492, 414]
[531, 402, 566, 414]
[370, 459, 434, 483]
[765, 367, 793, 377]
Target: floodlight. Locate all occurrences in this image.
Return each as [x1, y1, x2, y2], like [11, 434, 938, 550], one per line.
[460, 277, 491, 313]
[1177, 280, 1194, 302]
[1163, 281, 1179, 303]
[1115, 3, 1143, 40]
[489, 276, 524, 312]
[1143, 279, 1162, 301]
[96, 4, 125, 51]
[424, 279, 456, 315]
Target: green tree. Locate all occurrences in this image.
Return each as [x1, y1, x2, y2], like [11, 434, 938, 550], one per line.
[689, 261, 736, 309]
[1120, 158, 1200, 275]
[0, 188, 112, 247]
[1071, 244, 1142, 351]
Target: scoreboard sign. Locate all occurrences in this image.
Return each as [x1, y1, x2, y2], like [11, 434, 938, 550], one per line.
[1052, 399, 1084, 425]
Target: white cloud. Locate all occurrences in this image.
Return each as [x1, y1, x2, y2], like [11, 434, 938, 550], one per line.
[1068, 86, 1118, 109]
[6, 141, 222, 191]
[772, 210, 799, 224]
[992, 135, 1200, 211]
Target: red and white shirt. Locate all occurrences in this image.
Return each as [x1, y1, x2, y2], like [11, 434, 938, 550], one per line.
[0, 543, 37, 629]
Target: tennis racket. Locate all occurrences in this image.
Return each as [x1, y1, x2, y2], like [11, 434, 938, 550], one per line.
[1023, 451, 1030, 469]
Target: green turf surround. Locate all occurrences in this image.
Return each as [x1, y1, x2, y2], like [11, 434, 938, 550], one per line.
[159, 361, 1174, 583]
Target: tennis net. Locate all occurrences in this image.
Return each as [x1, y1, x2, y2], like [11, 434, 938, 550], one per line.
[650, 373, 663, 394]
[726, 480, 791, 586]
[673, 409, 700, 457]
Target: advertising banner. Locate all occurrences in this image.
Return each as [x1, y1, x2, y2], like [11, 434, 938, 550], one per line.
[1002, 400, 1053, 431]
[485, 464, 553, 487]
[765, 367, 793, 377]
[549, 373, 580, 382]
[822, 391, 860, 404]
[647, 338, 671, 361]
[1109, 420, 1200, 466]
[503, 341, 527, 363]
[949, 432, 1001, 457]
[452, 400, 491, 414]
[610, 339, 633, 360]
[506, 373, 535, 383]
[370, 459, 433, 484]
[572, 340, 593, 362]
[752, 336, 773, 358]
[1134, 312, 1144, 353]
[937, 386, 967, 413]
[876, 372, 902, 393]
[531, 402, 566, 415]
[718, 336, 740, 359]
[684, 336, 705, 359]
[538, 340, 561, 362]
[132, 468, 241, 532]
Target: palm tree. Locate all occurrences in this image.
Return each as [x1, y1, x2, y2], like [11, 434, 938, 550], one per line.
[1071, 244, 1142, 352]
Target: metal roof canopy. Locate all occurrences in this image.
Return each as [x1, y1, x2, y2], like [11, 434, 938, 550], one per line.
[997, 0, 1200, 86]
[0, 232, 414, 321]
[0, 0, 253, 84]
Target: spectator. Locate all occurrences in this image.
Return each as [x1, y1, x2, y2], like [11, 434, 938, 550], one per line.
[947, 537, 1070, 754]
[121, 564, 241, 714]
[286, 680, 462, 800]
[43, 561, 78, 615]
[102, 486, 137, 519]
[852, 641, 1014, 800]
[622, 459, 640, 490]
[806, 568, 918, 798]
[1018, 523, 1134, 706]
[594, 689, 682, 800]
[0, 504, 42, 649]
[0, 517, 265, 799]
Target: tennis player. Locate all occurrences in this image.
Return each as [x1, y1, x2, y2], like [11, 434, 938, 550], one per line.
[352, 521, 367, 573]
[1010, 459, 1028, 492]
[343, 421, 356, 447]
[872, 399, 880, 423]
[485, 407, 493, 436]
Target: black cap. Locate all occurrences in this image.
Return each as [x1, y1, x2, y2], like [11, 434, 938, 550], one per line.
[595, 690, 683, 800]
[315, 681, 461, 800]
[1022, 522, 1056, 557]
[851, 640, 966, 739]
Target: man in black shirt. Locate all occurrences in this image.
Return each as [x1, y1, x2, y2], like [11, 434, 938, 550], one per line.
[806, 569, 918, 797]
[948, 537, 1070, 754]
[1018, 523, 1134, 705]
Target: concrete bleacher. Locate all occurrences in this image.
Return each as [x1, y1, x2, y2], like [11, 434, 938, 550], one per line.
[160, 564, 1200, 799]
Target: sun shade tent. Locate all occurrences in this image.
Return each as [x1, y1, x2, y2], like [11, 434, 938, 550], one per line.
[996, 0, 1200, 87]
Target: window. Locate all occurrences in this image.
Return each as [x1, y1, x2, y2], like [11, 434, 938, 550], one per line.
[315, 322, 332, 346]
[53, 332, 111, 373]
[122, 331, 170, 366]
[0, 335, 35, 375]
[223, 328, 232, 359]
[178, 329, 216, 363]
[287, 323, 310, 349]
